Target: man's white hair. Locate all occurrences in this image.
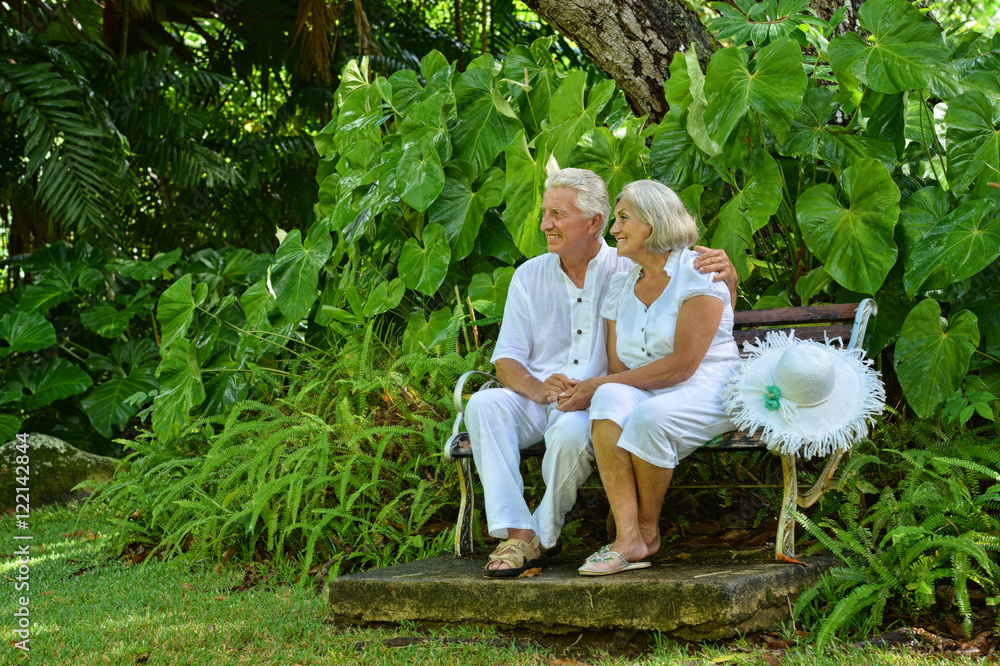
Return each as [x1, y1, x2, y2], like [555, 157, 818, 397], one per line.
[545, 168, 611, 236]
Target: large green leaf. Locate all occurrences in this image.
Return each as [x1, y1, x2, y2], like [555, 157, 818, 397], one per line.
[475, 212, 521, 265]
[665, 45, 721, 157]
[81, 287, 156, 339]
[394, 139, 445, 211]
[386, 68, 423, 116]
[201, 352, 250, 415]
[0, 415, 23, 444]
[780, 87, 896, 172]
[81, 304, 137, 339]
[502, 132, 547, 258]
[402, 307, 456, 353]
[469, 267, 516, 318]
[903, 199, 1000, 296]
[428, 163, 505, 260]
[362, 278, 405, 317]
[452, 66, 521, 176]
[664, 48, 695, 114]
[795, 266, 834, 306]
[18, 356, 94, 410]
[240, 280, 274, 331]
[895, 299, 979, 418]
[709, 0, 822, 46]
[572, 126, 647, 205]
[649, 111, 712, 191]
[153, 339, 205, 440]
[110, 248, 182, 281]
[944, 92, 1000, 195]
[543, 72, 616, 168]
[827, 0, 958, 97]
[897, 186, 948, 263]
[796, 158, 900, 294]
[420, 50, 450, 83]
[0, 311, 56, 356]
[269, 220, 333, 322]
[401, 94, 451, 164]
[866, 92, 907, 158]
[503, 37, 560, 136]
[397, 223, 451, 296]
[17, 278, 75, 314]
[704, 37, 807, 145]
[81, 368, 159, 437]
[156, 274, 195, 350]
[710, 150, 782, 281]
[954, 263, 1000, 349]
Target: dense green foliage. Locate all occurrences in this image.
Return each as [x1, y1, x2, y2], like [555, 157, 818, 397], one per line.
[0, 21, 321, 254]
[3, 0, 999, 646]
[0, 241, 271, 451]
[312, 0, 1000, 421]
[794, 422, 1000, 645]
[94, 322, 491, 579]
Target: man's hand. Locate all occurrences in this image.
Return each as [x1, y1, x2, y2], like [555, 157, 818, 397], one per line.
[556, 377, 600, 412]
[693, 245, 737, 308]
[536, 373, 574, 405]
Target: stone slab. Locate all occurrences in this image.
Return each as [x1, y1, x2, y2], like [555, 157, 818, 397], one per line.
[328, 551, 835, 641]
[0, 433, 117, 509]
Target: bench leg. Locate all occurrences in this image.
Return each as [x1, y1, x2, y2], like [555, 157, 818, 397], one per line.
[797, 449, 846, 509]
[776, 454, 798, 559]
[453, 459, 475, 557]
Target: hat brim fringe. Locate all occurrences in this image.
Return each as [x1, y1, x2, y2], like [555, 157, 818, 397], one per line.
[722, 330, 886, 459]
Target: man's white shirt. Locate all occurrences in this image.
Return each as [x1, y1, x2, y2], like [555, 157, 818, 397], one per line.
[491, 240, 632, 383]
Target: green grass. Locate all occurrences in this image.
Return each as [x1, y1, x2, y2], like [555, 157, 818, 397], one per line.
[0, 504, 988, 664]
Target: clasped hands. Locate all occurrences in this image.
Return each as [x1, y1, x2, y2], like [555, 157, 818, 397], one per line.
[536, 373, 601, 412]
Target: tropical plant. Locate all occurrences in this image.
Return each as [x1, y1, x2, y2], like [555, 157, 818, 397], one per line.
[309, 0, 1000, 425]
[0, 240, 270, 452]
[792, 422, 1000, 646]
[91, 322, 492, 581]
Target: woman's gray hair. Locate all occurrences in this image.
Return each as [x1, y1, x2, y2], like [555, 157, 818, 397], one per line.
[545, 168, 611, 236]
[615, 180, 698, 254]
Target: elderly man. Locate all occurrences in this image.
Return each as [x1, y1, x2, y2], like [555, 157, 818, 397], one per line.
[467, 168, 736, 577]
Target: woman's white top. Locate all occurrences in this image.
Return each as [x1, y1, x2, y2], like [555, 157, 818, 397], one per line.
[600, 247, 740, 386]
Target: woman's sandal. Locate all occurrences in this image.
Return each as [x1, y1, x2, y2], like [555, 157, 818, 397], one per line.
[483, 536, 544, 578]
[577, 546, 651, 576]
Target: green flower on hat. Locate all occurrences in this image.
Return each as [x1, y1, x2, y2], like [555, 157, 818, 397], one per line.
[764, 385, 782, 412]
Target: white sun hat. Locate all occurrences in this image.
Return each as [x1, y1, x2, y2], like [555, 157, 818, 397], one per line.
[722, 330, 885, 459]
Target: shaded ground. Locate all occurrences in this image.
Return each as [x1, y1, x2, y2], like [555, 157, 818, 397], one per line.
[2, 502, 996, 664]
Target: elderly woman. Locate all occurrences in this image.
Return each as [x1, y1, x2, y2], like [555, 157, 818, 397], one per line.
[557, 180, 741, 575]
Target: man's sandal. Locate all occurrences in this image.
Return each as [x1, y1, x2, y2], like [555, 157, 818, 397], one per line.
[483, 536, 545, 578]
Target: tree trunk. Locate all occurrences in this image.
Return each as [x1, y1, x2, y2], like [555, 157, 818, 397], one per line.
[810, 0, 864, 34]
[522, 0, 713, 123]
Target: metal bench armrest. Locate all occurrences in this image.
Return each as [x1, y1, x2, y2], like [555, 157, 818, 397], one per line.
[443, 371, 503, 461]
[848, 298, 877, 350]
[452, 370, 503, 414]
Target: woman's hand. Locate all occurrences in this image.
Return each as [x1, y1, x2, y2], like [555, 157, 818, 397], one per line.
[556, 377, 602, 411]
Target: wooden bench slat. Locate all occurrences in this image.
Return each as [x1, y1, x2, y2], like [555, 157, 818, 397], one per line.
[733, 303, 859, 327]
[734, 324, 853, 349]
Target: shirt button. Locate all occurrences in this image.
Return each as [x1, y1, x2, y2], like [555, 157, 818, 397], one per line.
[577, 329, 582, 334]
[573, 359, 579, 364]
[647, 352, 652, 357]
[641, 328, 644, 332]
[641, 347, 645, 352]
[577, 297, 582, 303]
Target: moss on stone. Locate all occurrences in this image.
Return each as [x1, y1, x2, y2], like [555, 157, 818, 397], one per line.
[0, 433, 118, 509]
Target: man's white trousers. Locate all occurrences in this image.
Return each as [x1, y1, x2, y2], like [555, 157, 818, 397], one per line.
[465, 388, 594, 549]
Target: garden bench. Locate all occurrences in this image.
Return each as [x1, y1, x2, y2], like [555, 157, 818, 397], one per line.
[443, 298, 877, 560]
